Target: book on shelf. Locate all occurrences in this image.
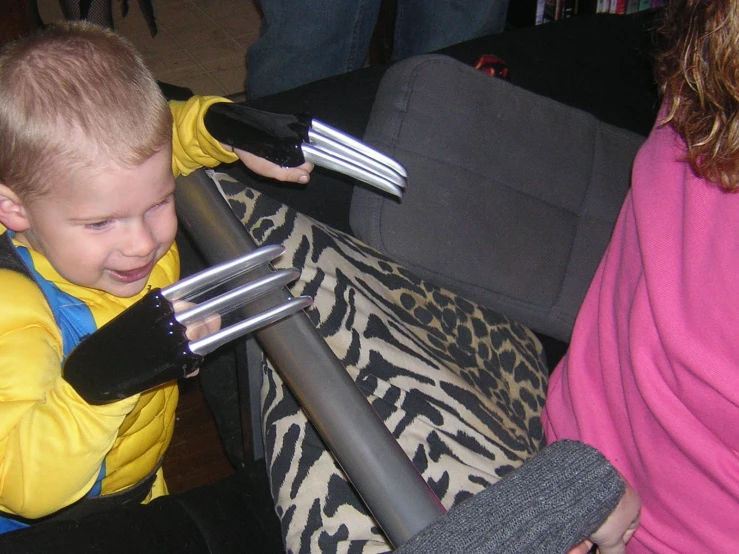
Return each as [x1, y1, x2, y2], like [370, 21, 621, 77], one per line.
[540, 0, 578, 22]
[561, 0, 577, 18]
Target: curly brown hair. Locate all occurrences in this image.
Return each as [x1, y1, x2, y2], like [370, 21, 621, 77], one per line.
[654, 0, 739, 190]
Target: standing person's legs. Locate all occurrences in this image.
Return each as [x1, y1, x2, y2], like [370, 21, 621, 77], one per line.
[392, 0, 510, 60]
[59, 0, 114, 28]
[246, 0, 381, 99]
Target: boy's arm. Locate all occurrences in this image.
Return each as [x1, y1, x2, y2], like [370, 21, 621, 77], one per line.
[169, 96, 312, 182]
[170, 96, 239, 178]
[0, 271, 138, 520]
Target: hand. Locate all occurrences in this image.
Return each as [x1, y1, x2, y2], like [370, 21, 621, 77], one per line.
[568, 477, 641, 554]
[589, 477, 640, 554]
[172, 300, 222, 377]
[228, 144, 314, 184]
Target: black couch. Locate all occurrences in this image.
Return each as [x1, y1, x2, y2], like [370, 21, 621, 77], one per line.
[228, 10, 658, 364]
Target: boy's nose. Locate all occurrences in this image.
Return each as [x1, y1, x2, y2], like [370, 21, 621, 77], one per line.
[122, 221, 158, 257]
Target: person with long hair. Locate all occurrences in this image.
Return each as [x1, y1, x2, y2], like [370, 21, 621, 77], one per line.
[543, 1, 739, 551]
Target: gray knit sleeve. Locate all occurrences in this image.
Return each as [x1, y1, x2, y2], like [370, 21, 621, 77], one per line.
[395, 440, 625, 554]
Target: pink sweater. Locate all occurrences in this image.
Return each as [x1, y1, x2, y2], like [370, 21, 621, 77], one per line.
[543, 117, 739, 553]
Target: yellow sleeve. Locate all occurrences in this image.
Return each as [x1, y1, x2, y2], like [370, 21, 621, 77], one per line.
[170, 95, 240, 177]
[0, 271, 139, 519]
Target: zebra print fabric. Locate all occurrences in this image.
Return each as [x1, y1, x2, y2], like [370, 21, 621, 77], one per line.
[215, 173, 549, 553]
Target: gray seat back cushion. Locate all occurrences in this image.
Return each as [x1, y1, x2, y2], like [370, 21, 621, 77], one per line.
[351, 54, 646, 341]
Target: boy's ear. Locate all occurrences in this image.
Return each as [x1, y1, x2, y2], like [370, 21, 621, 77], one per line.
[0, 184, 31, 232]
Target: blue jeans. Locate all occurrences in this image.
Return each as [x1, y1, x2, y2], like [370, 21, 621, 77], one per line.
[246, 0, 510, 98]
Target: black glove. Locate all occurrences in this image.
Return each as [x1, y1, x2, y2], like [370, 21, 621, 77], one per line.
[63, 245, 312, 404]
[204, 102, 407, 197]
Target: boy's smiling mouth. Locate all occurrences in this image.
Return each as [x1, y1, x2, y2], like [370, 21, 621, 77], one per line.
[107, 261, 155, 283]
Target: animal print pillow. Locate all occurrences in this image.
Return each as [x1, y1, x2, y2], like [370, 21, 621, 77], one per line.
[215, 173, 549, 553]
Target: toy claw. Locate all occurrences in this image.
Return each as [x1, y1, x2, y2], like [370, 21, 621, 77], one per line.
[204, 102, 407, 198]
[63, 245, 312, 404]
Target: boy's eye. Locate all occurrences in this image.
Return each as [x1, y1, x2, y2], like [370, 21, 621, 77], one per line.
[85, 220, 112, 230]
[154, 195, 173, 209]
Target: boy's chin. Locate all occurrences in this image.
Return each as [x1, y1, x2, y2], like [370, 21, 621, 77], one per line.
[98, 275, 152, 298]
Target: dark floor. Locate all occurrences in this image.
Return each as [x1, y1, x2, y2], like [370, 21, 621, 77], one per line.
[37, 0, 258, 97]
[163, 379, 237, 494]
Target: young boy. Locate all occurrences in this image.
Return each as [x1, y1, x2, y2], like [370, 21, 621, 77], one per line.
[0, 21, 310, 532]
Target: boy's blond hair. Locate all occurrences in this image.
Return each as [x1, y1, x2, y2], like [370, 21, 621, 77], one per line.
[0, 21, 172, 201]
[655, 0, 739, 191]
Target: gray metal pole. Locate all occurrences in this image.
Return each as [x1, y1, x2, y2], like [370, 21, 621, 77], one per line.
[175, 170, 445, 547]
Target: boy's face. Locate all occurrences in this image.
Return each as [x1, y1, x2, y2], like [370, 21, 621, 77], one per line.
[16, 147, 178, 298]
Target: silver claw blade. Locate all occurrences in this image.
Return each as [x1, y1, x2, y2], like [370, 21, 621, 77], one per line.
[174, 268, 300, 326]
[189, 296, 313, 356]
[162, 245, 285, 302]
[304, 119, 407, 198]
[161, 244, 313, 357]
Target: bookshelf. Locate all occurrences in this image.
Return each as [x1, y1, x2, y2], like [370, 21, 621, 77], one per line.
[538, 0, 666, 24]
[507, 0, 665, 27]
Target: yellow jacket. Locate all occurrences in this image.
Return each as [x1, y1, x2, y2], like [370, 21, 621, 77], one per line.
[0, 96, 236, 523]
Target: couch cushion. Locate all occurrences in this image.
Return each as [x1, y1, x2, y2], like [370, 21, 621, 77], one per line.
[351, 54, 646, 341]
[217, 175, 549, 553]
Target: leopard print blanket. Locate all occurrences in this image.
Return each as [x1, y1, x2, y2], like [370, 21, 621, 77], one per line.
[214, 172, 549, 553]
